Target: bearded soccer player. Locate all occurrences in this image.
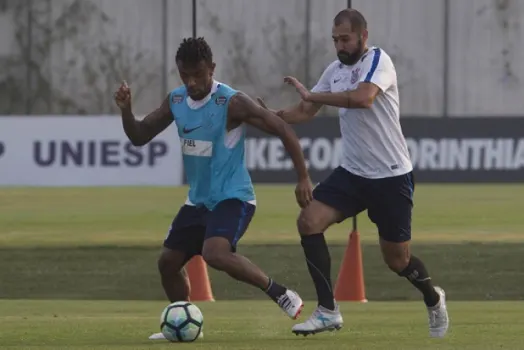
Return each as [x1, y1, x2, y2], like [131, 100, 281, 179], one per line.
[259, 9, 449, 338]
[114, 37, 313, 340]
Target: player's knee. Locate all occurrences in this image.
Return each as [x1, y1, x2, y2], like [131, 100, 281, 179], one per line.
[202, 249, 229, 271]
[158, 249, 183, 276]
[380, 240, 410, 273]
[297, 201, 340, 236]
[382, 250, 410, 273]
[158, 253, 170, 275]
[385, 256, 410, 273]
[297, 210, 321, 236]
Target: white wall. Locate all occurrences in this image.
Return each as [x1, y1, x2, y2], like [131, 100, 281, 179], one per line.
[1, 0, 523, 117]
[447, 0, 524, 116]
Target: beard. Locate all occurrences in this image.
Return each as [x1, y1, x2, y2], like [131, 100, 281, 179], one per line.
[337, 39, 366, 66]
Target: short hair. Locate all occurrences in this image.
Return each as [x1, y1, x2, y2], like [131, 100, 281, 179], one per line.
[175, 37, 213, 66]
[334, 8, 367, 33]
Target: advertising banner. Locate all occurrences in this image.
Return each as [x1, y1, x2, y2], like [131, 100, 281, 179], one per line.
[245, 117, 524, 183]
[0, 116, 183, 186]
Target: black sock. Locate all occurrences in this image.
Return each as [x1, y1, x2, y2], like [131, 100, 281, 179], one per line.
[301, 233, 335, 310]
[398, 255, 440, 307]
[264, 278, 287, 302]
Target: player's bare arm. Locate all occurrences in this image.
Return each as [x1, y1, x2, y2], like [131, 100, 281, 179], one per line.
[257, 98, 322, 125]
[114, 81, 174, 146]
[228, 91, 313, 208]
[284, 76, 380, 109]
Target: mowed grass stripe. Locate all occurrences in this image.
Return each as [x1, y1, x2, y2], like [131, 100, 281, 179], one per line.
[1, 243, 523, 301]
[1, 300, 524, 349]
[0, 185, 523, 247]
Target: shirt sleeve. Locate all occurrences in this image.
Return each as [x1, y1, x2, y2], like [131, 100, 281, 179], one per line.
[358, 48, 395, 92]
[311, 61, 338, 93]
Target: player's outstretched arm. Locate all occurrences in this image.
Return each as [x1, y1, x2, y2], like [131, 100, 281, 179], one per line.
[256, 98, 322, 125]
[229, 92, 313, 208]
[284, 76, 379, 109]
[114, 81, 173, 146]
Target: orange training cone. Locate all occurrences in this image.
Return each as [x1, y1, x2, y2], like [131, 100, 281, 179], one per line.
[186, 255, 215, 301]
[334, 230, 367, 302]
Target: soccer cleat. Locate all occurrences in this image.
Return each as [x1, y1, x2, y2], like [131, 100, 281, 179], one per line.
[428, 286, 449, 338]
[291, 304, 343, 336]
[276, 290, 304, 320]
[148, 331, 204, 340]
[148, 332, 165, 340]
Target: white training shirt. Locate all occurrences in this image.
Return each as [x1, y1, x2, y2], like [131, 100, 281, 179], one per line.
[311, 46, 413, 179]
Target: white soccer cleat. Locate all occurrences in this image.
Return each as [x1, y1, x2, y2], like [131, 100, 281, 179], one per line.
[148, 331, 203, 340]
[428, 286, 449, 338]
[148, 332, 165, 340]
[276, 290, 304, 320]
[291, 304, 343, 336]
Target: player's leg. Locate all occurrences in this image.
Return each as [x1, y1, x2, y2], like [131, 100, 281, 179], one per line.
[158, 205, 206, 301]
[150, 247, 194, 341]
[157, 247, 191, 302]
[367, 172, 449, 338]
[150, 205, 207, 341]
[292, 166, 366, 335]
[201, 198, 303, 319]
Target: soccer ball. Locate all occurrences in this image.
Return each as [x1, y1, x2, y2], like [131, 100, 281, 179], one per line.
[160, 301, 204, 342]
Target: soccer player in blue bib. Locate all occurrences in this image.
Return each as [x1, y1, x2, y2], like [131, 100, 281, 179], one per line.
[114, 37, 313, 340]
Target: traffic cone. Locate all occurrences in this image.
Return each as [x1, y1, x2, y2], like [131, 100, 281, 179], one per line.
[334, 230, 367, 302]
[186, 255, 215, 301]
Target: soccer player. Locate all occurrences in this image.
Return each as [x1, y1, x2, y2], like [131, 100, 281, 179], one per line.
[113, 37, 313, 340]
[258, 8, 449, 338]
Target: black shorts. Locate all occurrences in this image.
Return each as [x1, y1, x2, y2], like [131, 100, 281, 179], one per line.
[163, 198, 256, 261]
[313, 166, 415, 243]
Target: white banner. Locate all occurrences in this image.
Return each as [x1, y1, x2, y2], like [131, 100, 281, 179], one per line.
[0, 116, 183, 186]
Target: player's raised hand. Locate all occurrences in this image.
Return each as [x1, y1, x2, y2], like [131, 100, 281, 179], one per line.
[114, 80, 132, 111]
[295, 177, 314, 209]
[284, 76, 311, 102]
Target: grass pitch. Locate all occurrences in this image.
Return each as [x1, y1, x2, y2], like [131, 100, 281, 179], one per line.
[1, 300, 523, 349]
[0, 184, 523, 349]
[0, 185, 523, 301]
[1, 184, 523, 247]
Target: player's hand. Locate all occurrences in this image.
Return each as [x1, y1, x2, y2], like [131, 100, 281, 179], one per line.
[256, 97, 285, 117]
[295, 177, 314, 208]
[284, 76, 311, 102]
[114, 80, 132, 111]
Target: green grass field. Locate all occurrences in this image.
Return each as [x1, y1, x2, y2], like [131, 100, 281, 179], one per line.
[2, 184, 524, 247]
[1, 184, 524, 349]
[2, 300, 523, 350]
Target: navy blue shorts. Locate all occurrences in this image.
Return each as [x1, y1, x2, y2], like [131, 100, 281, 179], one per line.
[163, 198, 256, 261]
[313, 166, 415, 243]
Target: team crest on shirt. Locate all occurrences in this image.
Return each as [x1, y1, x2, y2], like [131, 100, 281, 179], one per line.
[351, 68, 361, 84]
[172, 94, 184, 104]
[215, 96, 227, 105]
